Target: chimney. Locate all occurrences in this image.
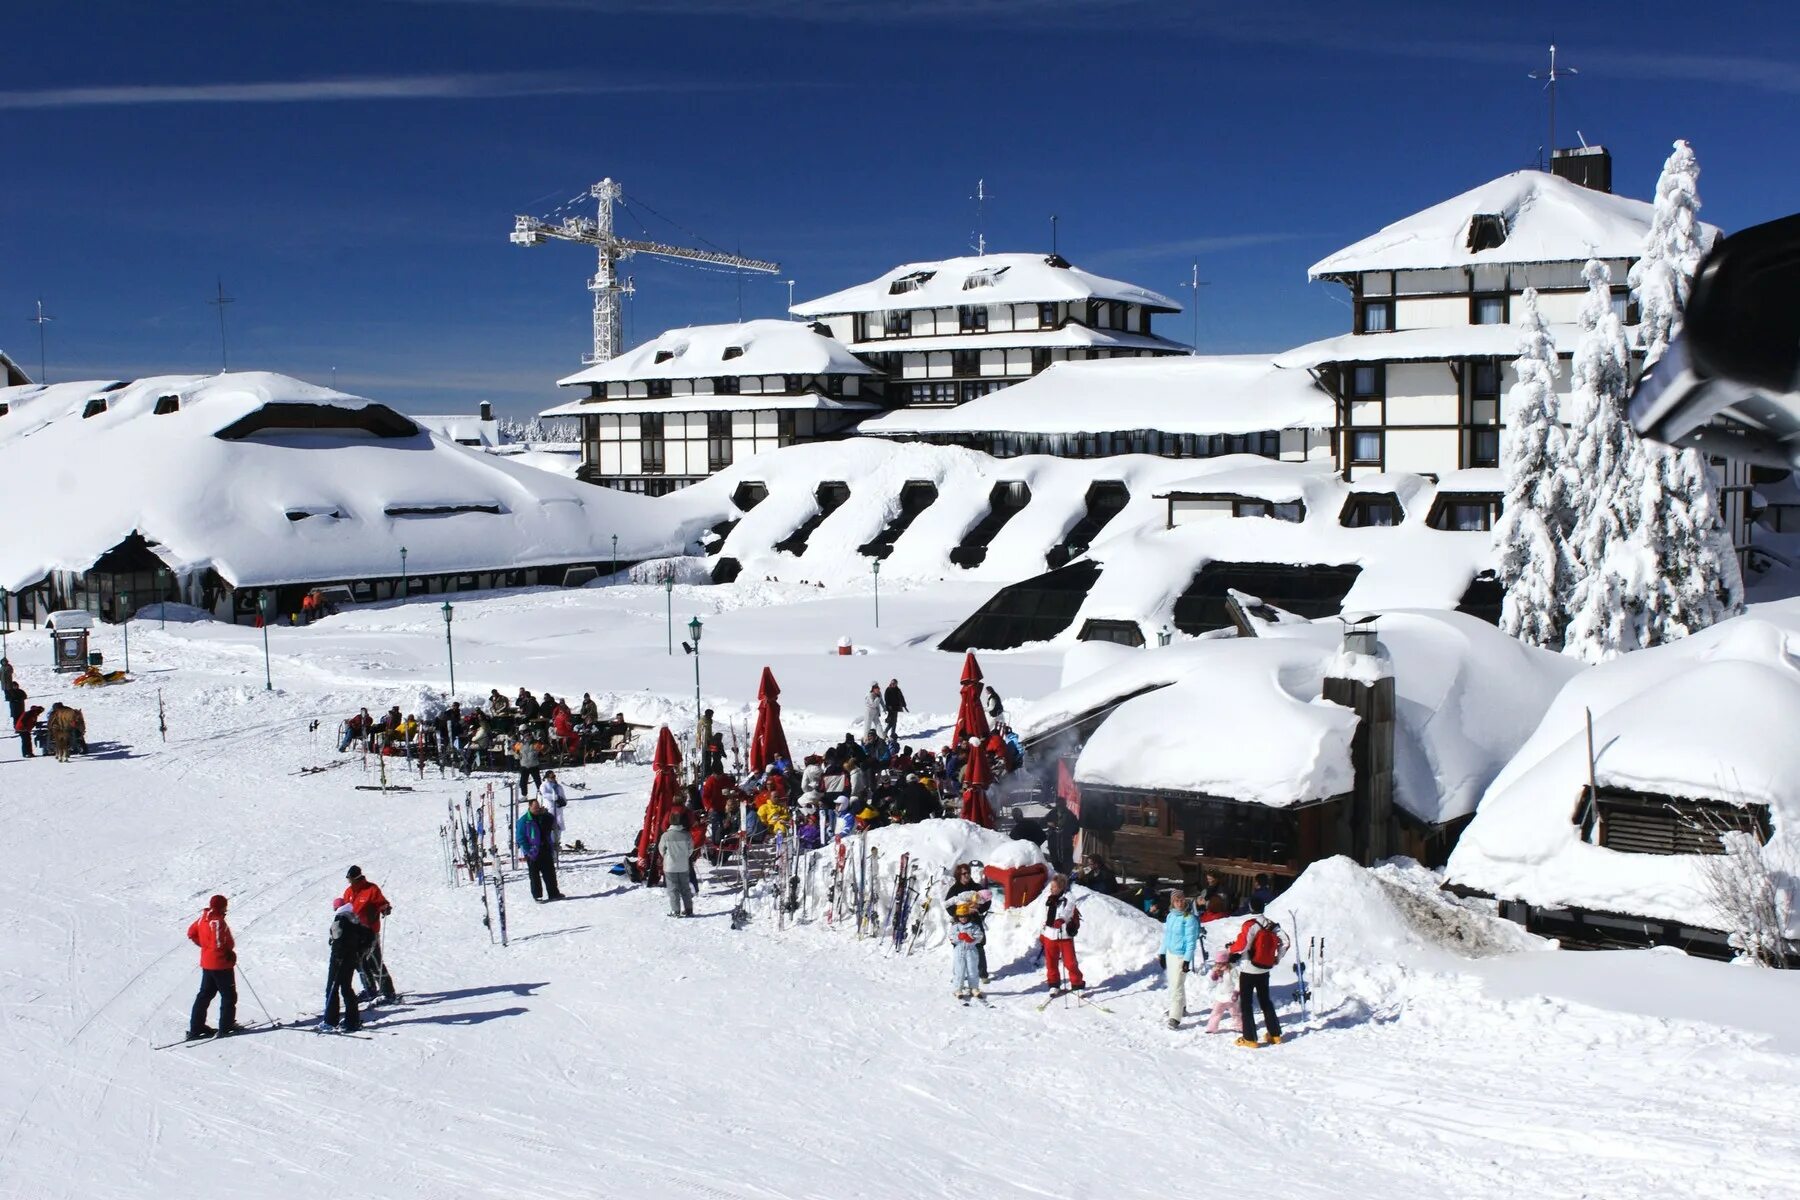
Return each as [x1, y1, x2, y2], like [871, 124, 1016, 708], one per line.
[478, 400, 493, 422]
[1550, 145, 1612, 194]
[1321, 616, 1396, 866]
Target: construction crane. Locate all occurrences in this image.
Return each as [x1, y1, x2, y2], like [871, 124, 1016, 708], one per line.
[511, 178, 781, 365]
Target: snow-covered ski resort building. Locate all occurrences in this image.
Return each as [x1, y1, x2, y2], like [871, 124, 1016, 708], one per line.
[0, 372, 699, 623]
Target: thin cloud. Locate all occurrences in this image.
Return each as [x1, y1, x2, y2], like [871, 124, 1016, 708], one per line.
[0, 72, 759, 111]
[1088, 232, 1311, 265]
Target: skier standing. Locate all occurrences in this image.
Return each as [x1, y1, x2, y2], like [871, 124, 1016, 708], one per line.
[863, 685, 883, 738]
[882, 678, 906, 741]
[950, 902, 984, 1000]
[944, 863, 991, 984]
[1160, 890, 1200, 1030]
[515, 797, 564, 901]
[322, 900, 372, 1033]
[542, 770, 569, 848]
[185, 894, 239, 1039]
[657, 811, 696, 918]
[342, 866, 398, 1004]
[1227, 897, 1287, 1047]
[1040, 874, 1086, 992]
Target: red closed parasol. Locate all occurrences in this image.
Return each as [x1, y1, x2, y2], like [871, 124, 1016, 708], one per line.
[635, 726, 682, 884]
[960, 744, 995, 829]
[748, 666, 792, 774]
[952, 651, 990, 747]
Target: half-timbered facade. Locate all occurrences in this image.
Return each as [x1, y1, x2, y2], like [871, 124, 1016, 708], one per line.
[790, 252, 1187, 409]
[545, 320, 879, 495]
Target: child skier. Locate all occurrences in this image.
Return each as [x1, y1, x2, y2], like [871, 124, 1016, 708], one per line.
[322, 899, 374, 1033]
[1202, 946, 1239, 1035]
[950, 901, 985, 1001]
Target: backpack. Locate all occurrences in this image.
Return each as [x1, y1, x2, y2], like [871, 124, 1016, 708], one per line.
[1248, 918, 1286, 970]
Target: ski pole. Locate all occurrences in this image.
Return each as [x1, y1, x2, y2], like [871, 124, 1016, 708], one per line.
[236, 965, 277, 1026]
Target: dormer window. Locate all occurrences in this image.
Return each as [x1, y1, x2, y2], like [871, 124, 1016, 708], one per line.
[962, 265, 1010, 290]
[653, 349, 676, 364]
[82, 398, 107, 418]
[889, 270, 935, 295]
[722, 346, 744, 361]
[1044, 253, 1071, 269]
[1467, 213, 1508, 252]
[154, 394, 180, 415]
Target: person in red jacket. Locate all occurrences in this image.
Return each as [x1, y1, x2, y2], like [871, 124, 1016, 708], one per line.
[342, 866, 398, 1004]
[15, 704, 42, 758]
[185, 894, 239, 1039]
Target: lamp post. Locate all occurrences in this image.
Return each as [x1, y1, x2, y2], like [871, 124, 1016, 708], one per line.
[258, 590, 273, 691]
[665, 570, 674, 655]
[688, 615, 703, 732]
[156, 568, 169, 629]
[120, 591, 131, 674]
[399, 547, 409, 601]
[611, 534, 618, 578]
[872, 559, 881, 628]
[1, 586, 9, 662]
[442, 601, 456, 697]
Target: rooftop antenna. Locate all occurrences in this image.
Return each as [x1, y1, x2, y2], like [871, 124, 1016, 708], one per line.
[972, 178, 988, 257]
[207, 279, 235, 373]
[1528, 44, 1578, 169]
[785, 279, 796, 319]
[1050, 213, 1059, 257]
[510, 177, 778, 364]
[1179, 261, 1210, 352]
[28, 298, 53, 384]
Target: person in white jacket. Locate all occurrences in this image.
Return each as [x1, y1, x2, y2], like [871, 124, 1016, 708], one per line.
[541, 771, 568, 847]
[863, 684, 883, 738]
[1202, 946, 1239, 1034]
[1040, 874, 1086, 991]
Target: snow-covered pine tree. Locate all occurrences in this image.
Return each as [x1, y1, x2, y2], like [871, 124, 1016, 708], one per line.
[1562, 259, 1648, 664]
[1625, 139, 1744, 643]
[1494, 288, 1574, 648]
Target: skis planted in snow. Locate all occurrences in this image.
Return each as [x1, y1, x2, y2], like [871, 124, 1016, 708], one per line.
[890, 854, 913, 951]
[493, 861, 509, 947]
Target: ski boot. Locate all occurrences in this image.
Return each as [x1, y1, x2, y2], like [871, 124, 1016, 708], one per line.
[1234, 1036, 1260, 1048]
[184, 1026, 216, 1041]
[1266, 1034, 1283, 1045]
[1167, 1018, 1181, 1031]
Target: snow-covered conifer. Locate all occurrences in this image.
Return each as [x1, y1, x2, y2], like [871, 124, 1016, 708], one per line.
[1494, 288, 1572, 648]
[1628, 139, 1707, 371]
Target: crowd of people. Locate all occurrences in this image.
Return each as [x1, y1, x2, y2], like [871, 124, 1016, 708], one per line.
[335, 688, 636, 789]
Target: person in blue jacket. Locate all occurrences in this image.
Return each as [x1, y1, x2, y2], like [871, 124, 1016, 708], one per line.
[1160, 890, 1201, 1030]
[515, 797, 563, 902]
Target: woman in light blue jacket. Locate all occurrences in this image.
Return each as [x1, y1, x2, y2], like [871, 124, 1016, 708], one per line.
[1160, 891, 1201, 1030]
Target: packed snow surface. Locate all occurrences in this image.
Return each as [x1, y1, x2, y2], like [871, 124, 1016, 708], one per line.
[0, 372, 699, 592]
[2, 583, 1798, 1199]
[1448, 600, 1800, 934]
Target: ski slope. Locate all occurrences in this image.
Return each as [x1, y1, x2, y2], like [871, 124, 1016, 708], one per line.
[3, 582, 1799, 1200]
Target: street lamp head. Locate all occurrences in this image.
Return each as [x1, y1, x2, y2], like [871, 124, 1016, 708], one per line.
[442, 601, 453, 624]
[688, 615, 703, 645]
[872, 559, 880, 575]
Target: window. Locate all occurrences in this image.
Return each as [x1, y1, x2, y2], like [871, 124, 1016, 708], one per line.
[1471, 360, 1501, 398]
[958, 305, 988, 333]
[1271, 502, 1305, 523]
[707, 412, 732, 472]
[1472, 295, 1507, 325]
[645, 379, 672, 399]
[1359, 301, 1393, 333]
[962, 379, 1007, 401]
[1580, 788, 1772, 856]
[1610, 292, 1631, 323]
[1340, 494, 1403, 528]
[1470, 428, 1500, 468]
[888, 270, 934, 295]
[82, 398, 107, 419]
[883, 309, 912, 336]
[1039, 302, 1058, 328]
[1466, 213, 1508, 252]
[908, 381, 957, 405]
[653, 349, 676, 364]
[1349, 431, 1383, 465]
[1428, 495, 1503, 532]
[952, 350, 981, 377]
[153, 394, 180, 415]
[722, 346, 744, 361]
[783, 375, 804, 394]
[714, 376, 740, 395]
[640, 413, 664, 442]
[1351, 365, 1383, 397]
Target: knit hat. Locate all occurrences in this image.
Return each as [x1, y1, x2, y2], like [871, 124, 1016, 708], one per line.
[207, 894, 228, 913]
[335, 899, 356, 916]
[346, 865, 363, 881]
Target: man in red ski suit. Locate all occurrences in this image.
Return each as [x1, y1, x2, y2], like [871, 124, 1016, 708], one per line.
[186, 894, 239, 1039]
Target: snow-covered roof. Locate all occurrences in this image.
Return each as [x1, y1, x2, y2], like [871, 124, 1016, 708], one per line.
[0, 372, 701, 592]
[859, 355, 1332, 437]
[1062, 611, 1576, 820]
[1446, 603, 1800, 938]
[540, 390, 879, 420]
[0, 349, 30, 388]
[1275, 323, 1587, 368]
[791, 252, 1180, 316]
[411, 413, 500, 447]
[846, 326, 1186, 355]
[556, 320, 873, 388]
[1310, 169, 1717, 278]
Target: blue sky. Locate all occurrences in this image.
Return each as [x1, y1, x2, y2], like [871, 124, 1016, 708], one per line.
[3, 1, 1796, 419]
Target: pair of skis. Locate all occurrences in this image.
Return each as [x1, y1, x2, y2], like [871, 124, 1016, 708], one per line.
[1288, 910, 1320, 1025]
[889, 854, 913, 950]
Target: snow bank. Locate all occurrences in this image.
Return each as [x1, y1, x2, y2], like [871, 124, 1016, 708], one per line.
[0, 372, 703, 592]
[1447, 602, 1800, 936]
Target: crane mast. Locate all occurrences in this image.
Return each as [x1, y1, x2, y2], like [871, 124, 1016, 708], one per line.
[511, 177, 781, 365]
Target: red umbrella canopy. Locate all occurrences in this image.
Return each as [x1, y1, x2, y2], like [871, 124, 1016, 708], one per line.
[749, 667, 792, 774]
[636, 726, 682, 877]
[965, 746, 993, 788]
[953, 652, 990, 745]
[960, 786, 996, 830]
